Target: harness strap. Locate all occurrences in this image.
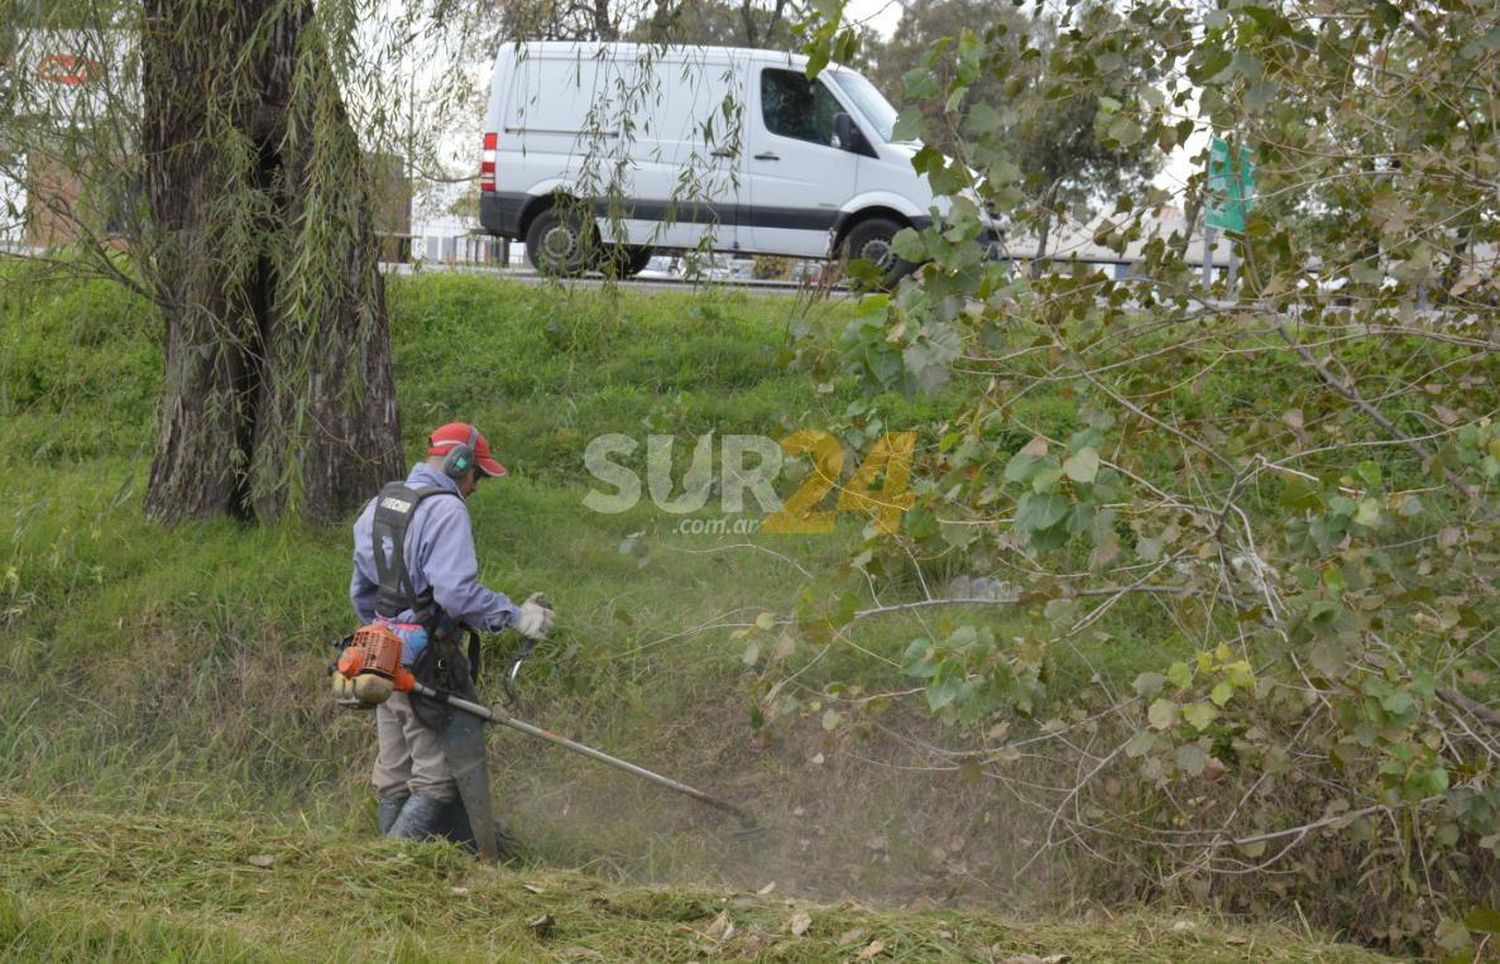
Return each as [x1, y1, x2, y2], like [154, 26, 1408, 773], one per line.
[371, 482, 457, 627]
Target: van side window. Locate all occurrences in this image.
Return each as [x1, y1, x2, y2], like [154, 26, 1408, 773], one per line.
[760, 69, 842, 147]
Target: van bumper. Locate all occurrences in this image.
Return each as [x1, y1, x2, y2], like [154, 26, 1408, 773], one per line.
[479, 192, 527, 239]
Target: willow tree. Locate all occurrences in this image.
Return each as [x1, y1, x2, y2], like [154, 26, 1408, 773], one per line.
[139, 0, 400, 524]
[3, 0, 402, 524]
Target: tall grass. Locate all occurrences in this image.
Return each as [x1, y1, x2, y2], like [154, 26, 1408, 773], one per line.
[0, 272, 1208, 814]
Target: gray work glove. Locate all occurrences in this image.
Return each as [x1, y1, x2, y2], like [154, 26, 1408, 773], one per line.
[511, 592, 555, 641]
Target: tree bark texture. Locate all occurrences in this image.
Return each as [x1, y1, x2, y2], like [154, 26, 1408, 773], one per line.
[141, 0, 401, 525]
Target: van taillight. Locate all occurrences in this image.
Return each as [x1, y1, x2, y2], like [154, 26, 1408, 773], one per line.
[480, 131, 497, 192]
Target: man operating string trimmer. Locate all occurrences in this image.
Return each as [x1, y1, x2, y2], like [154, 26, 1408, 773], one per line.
[332, 422, 759, 861]
[340, 422, 555, 856]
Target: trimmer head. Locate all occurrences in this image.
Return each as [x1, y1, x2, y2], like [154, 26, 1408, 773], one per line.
[733, 812, 768, 841]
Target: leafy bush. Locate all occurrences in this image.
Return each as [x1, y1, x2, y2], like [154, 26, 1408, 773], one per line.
[796, 0, 1500, 953]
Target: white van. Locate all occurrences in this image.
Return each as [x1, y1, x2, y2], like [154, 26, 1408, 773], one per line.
[478, 42, 997, 280]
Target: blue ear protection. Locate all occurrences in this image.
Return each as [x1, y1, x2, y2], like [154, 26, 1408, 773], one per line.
[441, 425, 479, 479]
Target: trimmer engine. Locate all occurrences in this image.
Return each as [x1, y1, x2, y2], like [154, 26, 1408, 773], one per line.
[334, 624, 415, 705]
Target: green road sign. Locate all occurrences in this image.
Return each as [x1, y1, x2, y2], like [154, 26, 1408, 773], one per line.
[1205, 137, 1254, 232]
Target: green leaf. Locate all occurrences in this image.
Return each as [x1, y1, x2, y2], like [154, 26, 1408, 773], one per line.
[1194, 44, 1232, 83]
[1167, 661, 1193, 690]
[902, 67, 940, 100]
[1004, 450, 1040, 483]
[927, 678, 962, 711]
[1134, 672, 1167, 698]
[1015, 492, 1070, 532]
[805, 45, 830, 78]
[1062, 447, 1100, 484]
[1183, 702, 1218, 730]
[809, 0, 843, 22]
[892, 108, 924, 142]
[1106, 115, 1143, 148]
[1280, 476, 1322, 510]
[1308, 639, 1347, 679]
[1148, 698, 1178, 730]
[910, 144, 944, 175]
[1124, 729, 1157, 758]
[1209, 681, 1234, 707]
[1029, 520, 1071, 552]
[1381, 690, 1414, 717]
[1464, 906, 1500, 934]
[1031, 465, 1064, 494]
[965, 102, 1003, 136]
[1427, 766, 1450, 793]
[891, 228, 926, 262]
[1175, 743, 1208, 777]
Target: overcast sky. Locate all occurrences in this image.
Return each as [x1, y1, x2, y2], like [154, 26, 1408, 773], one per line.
[844, 0, 906, 38]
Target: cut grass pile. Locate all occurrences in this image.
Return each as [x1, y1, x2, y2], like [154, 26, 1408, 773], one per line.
[0, 798, 1386, 962]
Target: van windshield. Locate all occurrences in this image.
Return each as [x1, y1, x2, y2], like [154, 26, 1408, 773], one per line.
[828, 69, 900, 143]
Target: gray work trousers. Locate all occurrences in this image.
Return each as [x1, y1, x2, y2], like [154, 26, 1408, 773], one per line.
[372, 691, 457, 801]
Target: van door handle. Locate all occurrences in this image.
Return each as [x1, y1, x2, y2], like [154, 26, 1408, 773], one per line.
[754, 152, 780, 161]
[710, 148, 736, 158]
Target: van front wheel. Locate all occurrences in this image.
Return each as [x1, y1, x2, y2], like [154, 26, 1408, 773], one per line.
[526, 206, 594, 277]
[840, 217, 916, 288]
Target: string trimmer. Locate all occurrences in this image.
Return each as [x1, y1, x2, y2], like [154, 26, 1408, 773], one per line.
[335, 624, 762, 837]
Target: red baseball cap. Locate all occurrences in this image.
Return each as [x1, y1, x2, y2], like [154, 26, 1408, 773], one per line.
[427, 422, 507, 478]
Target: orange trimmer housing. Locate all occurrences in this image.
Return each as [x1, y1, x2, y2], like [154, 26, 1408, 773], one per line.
[337, 624, 417, 692]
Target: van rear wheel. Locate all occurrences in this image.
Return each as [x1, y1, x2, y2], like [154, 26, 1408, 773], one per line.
[597, 245, 653, 279]
[840, 217, 916, 289]
[621, 247, 653, 277]
[526, 205, 594, 277]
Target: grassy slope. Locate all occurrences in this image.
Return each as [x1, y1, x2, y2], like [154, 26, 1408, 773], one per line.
[0, 269, 1385, 957]
[0, 799, 1383, 962]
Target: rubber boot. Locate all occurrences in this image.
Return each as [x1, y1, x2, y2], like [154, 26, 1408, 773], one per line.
[420, 797, 518, 861]
[386, 794, 449, 840]
[377, 793, 409, 836]
[439, 797, 478, 854]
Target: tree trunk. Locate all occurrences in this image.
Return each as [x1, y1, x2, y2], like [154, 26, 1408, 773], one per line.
[140, 0, 401, 525]
[1029, 181, 1058, 280]
[1174, 187, 1202, 262]
[592, 0, 618, 39]
[740, 0, 760, 46]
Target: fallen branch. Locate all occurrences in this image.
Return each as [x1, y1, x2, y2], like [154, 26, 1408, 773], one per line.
[1438, 686, 1500, 728]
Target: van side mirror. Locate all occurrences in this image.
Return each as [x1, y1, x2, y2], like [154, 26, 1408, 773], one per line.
[833, 113, 872, 156]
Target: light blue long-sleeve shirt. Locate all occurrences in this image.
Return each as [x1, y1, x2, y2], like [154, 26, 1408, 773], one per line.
[349, 463, 520, 633]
